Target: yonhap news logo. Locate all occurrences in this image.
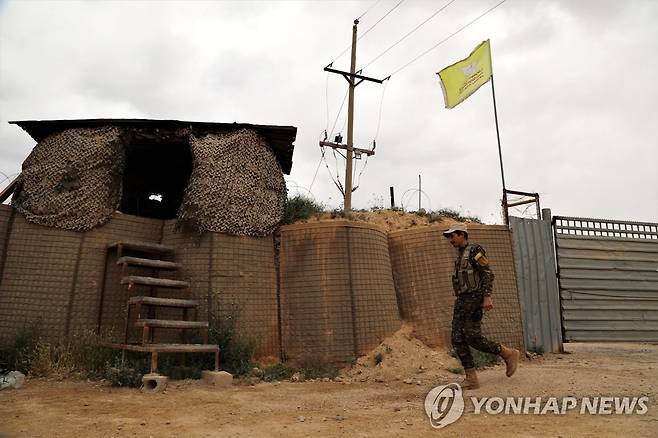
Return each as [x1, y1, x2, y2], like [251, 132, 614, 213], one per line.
[424, 383, 649, 429]
[424, 383, 465, 429]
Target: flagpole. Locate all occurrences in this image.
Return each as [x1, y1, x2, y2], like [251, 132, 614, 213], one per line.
[490, 75, 508, 226]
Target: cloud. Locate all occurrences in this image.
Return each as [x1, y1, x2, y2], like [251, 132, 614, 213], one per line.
[1, 0, 657, 222]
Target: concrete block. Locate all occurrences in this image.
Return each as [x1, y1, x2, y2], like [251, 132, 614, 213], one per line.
[202, 370, 233, 388]
[142, 373, 168, 393]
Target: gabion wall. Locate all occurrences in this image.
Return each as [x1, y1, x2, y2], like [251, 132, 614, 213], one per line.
[388, 224, 525, 352]
[279, 221, 402, 363]
[0, 206, 162, 344]
[161, 220, 280, 358]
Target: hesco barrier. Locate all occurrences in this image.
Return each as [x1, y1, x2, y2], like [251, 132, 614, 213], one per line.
[161, 221, 279, 357]
[0, 206, 524, 361]
[388, 224, 525, 352]
[0, 208, 279, 357]
[279, 221, 401, 363]
[0, 206, 162, 344]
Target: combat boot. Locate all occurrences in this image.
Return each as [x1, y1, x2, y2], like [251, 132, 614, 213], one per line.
[499, 345, 520, 377]
[461, 368, 480, 390]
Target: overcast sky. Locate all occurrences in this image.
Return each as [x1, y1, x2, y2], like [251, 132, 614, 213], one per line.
[1, 0, 657, 224]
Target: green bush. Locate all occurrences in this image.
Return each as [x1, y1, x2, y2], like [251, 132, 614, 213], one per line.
[299, 357, 338, 380]
[262, 362, 296, 382]
[433, 208, 482, 224]
[208, 312, 256, 377]
[70, 331, 120, 378]
[104, 357, 145, 388]
[0, 320, 43, 374]
[374, 352, 384, 365]
[281, 195, 324, 224]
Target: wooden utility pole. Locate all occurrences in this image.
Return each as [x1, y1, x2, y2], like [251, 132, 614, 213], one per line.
[322, 19, 388, 212]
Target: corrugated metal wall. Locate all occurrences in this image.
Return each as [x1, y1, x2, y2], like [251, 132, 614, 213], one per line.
[510, 212, 563, 353]
[554, 216, 658, 342]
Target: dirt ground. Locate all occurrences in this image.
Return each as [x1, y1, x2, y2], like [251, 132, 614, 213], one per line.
[2, 341, 657, 438]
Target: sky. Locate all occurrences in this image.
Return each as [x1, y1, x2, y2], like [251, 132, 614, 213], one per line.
[1, 0, 657, 224]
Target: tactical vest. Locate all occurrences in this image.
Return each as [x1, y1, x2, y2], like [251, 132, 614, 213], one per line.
[452, 244, 483, 295]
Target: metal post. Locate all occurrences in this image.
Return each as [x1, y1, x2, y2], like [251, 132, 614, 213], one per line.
[345, 19, 358, 212]
[491, 77, 508, 226]
[418, 174, 422, 211]
[389, 186, 395, 209]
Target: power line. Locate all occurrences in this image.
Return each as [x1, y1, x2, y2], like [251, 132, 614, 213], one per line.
[357, 0, 383, 20]
[329, 89, 349, 139]
[330, 0, 406, 64]
[388, 0, 507, 77]
[361, 0, 457, 70]
[309, 154, 324, 192]
[373, 79, 389, 141]
[324, 72, 330, 131]
[358, 0, 406, 42]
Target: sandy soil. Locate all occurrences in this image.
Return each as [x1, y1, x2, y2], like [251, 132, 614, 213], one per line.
[2, 340, 657, 438]
[293, 209, 464, 232]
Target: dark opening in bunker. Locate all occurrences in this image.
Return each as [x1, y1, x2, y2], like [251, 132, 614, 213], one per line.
[119, 136, 193, 219]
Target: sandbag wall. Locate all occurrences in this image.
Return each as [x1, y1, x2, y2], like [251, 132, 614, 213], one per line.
[161, 221, 279, 358]
[388, 224, 525, 352]
[279, 221, 402, 363]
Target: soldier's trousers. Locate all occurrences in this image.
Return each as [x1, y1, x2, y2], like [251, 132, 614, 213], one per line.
[451, 292, 502, 370]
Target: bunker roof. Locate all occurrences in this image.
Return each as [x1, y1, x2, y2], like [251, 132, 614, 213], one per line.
[10, 118, 297, 174]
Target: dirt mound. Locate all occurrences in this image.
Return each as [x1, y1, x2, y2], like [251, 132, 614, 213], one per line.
[294, 209, 471, 233]
[339, 323, 461, 385]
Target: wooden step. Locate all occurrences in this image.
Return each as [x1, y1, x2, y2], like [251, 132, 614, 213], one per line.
[135, 319, 209, 329]
[117, 256, 182, 271]
[112, 343, 219, 353]
[108, 240, 174, 255]
[128, 296, 198, 308]
[121, 276, 189, 289]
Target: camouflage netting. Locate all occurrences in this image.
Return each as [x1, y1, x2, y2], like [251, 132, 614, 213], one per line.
[177, 128, 287, 236]
[12, 127, 124, 231]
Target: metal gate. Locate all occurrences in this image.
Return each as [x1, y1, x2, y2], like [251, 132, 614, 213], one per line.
[554, 216, 658, 342]
[510, 211, 563, 353]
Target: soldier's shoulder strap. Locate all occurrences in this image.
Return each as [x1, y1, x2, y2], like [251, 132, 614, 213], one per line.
[468, 243, 489, 266]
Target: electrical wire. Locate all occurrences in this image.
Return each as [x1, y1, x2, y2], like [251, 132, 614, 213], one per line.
[330, 0, 406, 64]
[361, 0, 457, 70]
[329, 89, 349, 139]
[309, 155, 324, 192]
[387, 0, 507, 77]
[324, 73, 330, 131]
[320, 145, 345, 196]
[310, 131, 328, 192]
[373, 79, 389, 142]
[357, 0, 383, 20]
[353, 155, 369, 192]
[358, 0, 406, 42]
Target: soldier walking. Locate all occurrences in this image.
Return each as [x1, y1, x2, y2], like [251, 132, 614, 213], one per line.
[443, 223, 519, 389]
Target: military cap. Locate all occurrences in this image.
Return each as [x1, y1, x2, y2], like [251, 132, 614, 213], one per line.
[443, 223, 468, 238]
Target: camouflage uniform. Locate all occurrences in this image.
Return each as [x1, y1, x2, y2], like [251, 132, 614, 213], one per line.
[451, 243, 502, 370]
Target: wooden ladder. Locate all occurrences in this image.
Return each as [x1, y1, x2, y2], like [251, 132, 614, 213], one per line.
[108, 240, 219, 374]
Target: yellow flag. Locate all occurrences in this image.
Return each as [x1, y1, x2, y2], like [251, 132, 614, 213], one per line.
[437, 40, 493, 109]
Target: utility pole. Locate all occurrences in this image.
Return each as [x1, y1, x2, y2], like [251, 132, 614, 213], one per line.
[322, 19, 388, 212]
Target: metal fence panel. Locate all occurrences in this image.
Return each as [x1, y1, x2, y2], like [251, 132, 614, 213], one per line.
[510, 212, 563, 353]
[554, 216, 658, 342]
